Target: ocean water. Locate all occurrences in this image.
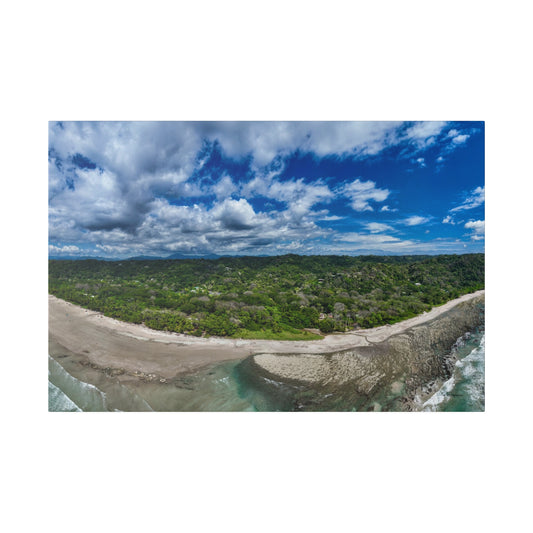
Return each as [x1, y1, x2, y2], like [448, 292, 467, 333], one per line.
[48, 380, 82, 412]
[48, 356, 109, 411]
[49, 330, 485, 412]
[421, 330, 485, 412]
[48, 355, 153, 412]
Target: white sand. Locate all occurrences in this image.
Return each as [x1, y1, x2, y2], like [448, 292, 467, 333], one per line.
[49, 290, 484, 377]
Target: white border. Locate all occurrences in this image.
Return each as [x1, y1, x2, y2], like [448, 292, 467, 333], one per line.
[4, 2, 531, 532]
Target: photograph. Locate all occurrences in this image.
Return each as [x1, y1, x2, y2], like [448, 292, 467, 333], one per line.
[48, 121, 485, 411]
[6, 2, 533, 531]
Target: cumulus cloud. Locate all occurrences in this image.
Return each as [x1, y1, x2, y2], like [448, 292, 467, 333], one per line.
[50, 121, 457, 182]
[451, 134, 470, 144]
[302, 121, 404, 158]
[447, 128, 470, 144]
[49, 244, 80, 255]
[404, 121, 448, 149]
[267, 178, 333, 217]
[212, 174, 238, 199]
[48, 121, 482, 257]
[82, 193, 331, 257]
[241, 172, 334, 221]
[464, 220, 485, 231]
[148, 121, 411, 168]
[211, 198, 260, 230]
[364, 222, 395, 233]
[48, 121, 455, 233]
[442, 215, 455, 224]
[341, 179, 390, 212]
[51, 167, 146, 233]
[464, 219, 485, 240]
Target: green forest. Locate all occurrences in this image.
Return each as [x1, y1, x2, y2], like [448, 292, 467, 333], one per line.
[49, 254, 484, 340]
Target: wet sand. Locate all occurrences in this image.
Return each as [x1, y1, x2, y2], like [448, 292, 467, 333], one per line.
[49, 290, 485, 379]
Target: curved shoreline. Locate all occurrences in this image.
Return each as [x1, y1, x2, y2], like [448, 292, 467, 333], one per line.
[49, 290, 484, 378]
[248, 294, 485, 411]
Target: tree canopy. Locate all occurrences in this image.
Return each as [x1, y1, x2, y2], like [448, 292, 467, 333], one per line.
[49, 253, 484, 340]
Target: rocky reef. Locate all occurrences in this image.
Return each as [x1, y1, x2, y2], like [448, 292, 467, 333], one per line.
[243, 294, 485, 411]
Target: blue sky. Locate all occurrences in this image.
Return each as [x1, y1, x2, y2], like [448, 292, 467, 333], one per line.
[48, 121, 484, 258]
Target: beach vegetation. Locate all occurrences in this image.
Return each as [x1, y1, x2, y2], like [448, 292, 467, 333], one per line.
[49, 253, 484, 340]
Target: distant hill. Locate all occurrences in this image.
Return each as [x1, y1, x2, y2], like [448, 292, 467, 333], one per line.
[165, 252, 221, 260]
[126, 255, 165, 261]
[49, 255, 113, 261]
[49, 252, 222, 261]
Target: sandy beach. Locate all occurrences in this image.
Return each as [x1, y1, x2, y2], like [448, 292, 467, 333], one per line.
[49, 290, 484, 379]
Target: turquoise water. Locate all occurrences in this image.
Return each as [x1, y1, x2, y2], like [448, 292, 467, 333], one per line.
[49, 329, 485, 412]
[422, 330, 485, 412]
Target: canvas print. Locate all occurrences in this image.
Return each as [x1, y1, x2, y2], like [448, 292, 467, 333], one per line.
[48, 121, 485, 411]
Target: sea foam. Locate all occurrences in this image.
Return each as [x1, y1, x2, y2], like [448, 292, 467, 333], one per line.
[48, 380, 82, 412]
[48, 356, 108, 411]
[422, 333, 485, 412]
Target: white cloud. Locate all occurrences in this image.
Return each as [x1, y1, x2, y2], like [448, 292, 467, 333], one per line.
[452, 134, 470, 144]
[149, 201, 211, 234]
[241, 173, 334, 221]
[50, 121, 455, 182]
[328, 232, 480, 254]
[49, 167, 143, 234]
[331, 231, 440, 253]
[212, 174, 238, 199]
[276, 240, 306, 252]
[364, 222, 395, 233]
[302, 121, 404, 158]
[450, 186, 485, 212]
[48, 121, 482, 257]
[404, 121, 448, 149]
[48, 121, 459, 241]
[267, 178, 333, 217]
[465, 219, 485, 240]
[49, 244, 80, 255]
[336, 232, 401, 244]
[319, 215, 344, 221]
[403, 215, 430, 226]
[84, 194, 332, 257]
[442, 215, 455, 224]
[341, 178, 390, 212]
[464, 219, 485, 231]
[95, 243, 140, 255]
[447, 128, 470, 144]
[437, 128, 473, 158]
[186, 121, 408, 167]
[211, 198, 261, 230]
[49, 121, 202, 192]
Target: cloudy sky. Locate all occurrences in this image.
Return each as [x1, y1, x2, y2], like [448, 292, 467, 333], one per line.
[48, 121, 484, 258]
